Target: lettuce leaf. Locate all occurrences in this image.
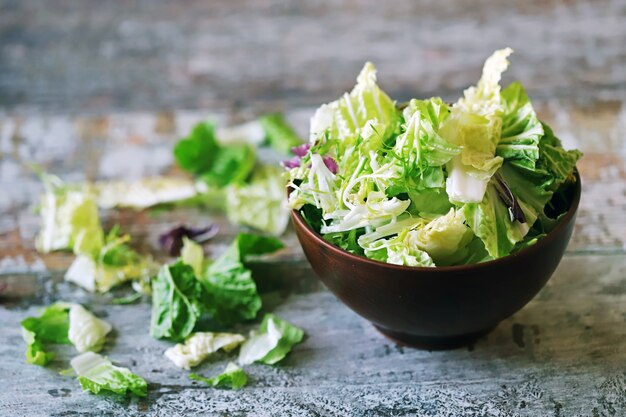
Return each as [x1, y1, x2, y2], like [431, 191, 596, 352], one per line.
[260, 113, 302, 154]
[496, 82, 543, 169]
[180, 237, 206, 278]
[442, 48, 512, 203]
[309, 62, 398, 148]
[95, 177, 200, 210]
[65, 227, 153, 293]
[70, 352, 147, 397]
[164, 332, 245, 370]
[174, 121, 256, 187]
[21, 303, 71, 366]
[226, 165, 290, 236]
[189, 362, 248, 389]
[201, 234, 283, 325]
[35, 174, 101, 254]
[150, 261, 205, 341]
[68, 304, 112, 353]
[238, 314, 304, 365]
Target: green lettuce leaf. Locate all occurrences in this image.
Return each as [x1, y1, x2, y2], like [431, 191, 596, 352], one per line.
[65, 227, 153, 293]
[21, 303, 71, 366]
[164, 332, 245, 370]
[226, 165, 290, 236]
[180, 237, 205, 278]
[441, 48, 512, 203]
[35, 174, 101, 254]
[68, 304, 112, 353]
[309, 62, 398, 148]
[189, 362, 248, 389]
[201, 234, 283, 325]
[94, 177, 200, 210]
[260, 113, 302, 153]
[70, 352, 147, 397]
[150, 261, 205, 341]
[174, 121, 256, 188]
[496, 82, 543, 169]
[238, 314, 304, 365]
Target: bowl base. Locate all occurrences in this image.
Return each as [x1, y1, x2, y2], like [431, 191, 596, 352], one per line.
[374, 325, 495, 350]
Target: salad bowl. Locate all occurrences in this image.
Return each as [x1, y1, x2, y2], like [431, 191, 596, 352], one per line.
[291, 172, 581, 349]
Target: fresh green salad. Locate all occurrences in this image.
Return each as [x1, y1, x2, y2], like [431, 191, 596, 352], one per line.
[286, 48, 582, 267]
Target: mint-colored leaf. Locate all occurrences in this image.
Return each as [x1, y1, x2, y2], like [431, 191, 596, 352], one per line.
[238, 314, 304, 365]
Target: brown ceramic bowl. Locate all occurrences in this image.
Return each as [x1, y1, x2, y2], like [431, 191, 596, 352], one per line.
[291, 172, 581, 349]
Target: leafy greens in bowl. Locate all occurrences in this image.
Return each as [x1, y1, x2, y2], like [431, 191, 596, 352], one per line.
[285, 48, 581, 267]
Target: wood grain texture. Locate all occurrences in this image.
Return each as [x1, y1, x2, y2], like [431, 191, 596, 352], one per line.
[1, 255, 625, 416]
[0, 0, 625, 113]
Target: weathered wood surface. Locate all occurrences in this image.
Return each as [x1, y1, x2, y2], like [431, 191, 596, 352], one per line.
[1, 0, 626, 415]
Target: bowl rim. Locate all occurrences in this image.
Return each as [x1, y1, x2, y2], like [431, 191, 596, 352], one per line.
[291, 170, 581, 272]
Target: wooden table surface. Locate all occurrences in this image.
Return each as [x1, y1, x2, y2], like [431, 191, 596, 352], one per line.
[1, 1, 625, 416]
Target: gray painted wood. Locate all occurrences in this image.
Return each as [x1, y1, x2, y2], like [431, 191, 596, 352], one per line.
[1, 0, 626, 415]
[1, 255, 625, 416]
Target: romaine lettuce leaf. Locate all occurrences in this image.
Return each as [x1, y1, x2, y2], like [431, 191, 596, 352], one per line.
[68, 304, 112, 353]
[238, 314, 304, 365]
[65, 227, 153, 293]
[309, 62, 398, 148]
[226, 165, 290, 236]
[441, 48, 512, 203]
[95, 177, 200, 210]
[201, 234, 283, 325]
[164, 332, 245, 370]
[150, 261, 205, 341]
[174, 121, 256, 187]
[21, 303, 71, 366]
[35, 174, 101, 254]
[180, 237, 206, 278]
[70, 352, 147, 397]
[496, 82, 543, 169]
[189, 362, 248, 389]
[260, 113, 302, 154]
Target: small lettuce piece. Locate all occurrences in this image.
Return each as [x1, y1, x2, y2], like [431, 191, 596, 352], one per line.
[21, 303, 71, 366]
[174, 122, 221, 175]
[200, 144, 256, 188]
[189, 362, 248, 389]
[94, 177, 200, 210]
[35, 174, 101, 254]
[238, 314, 304, 365]
[442, 48, 513, 203]
[260, 113, 302, 154]
[164, 332, 245, 370]
[323, 228, 366, 256]
[180, 237, 206, 278]
[226, 165, 290, 236]
[361, 227, 435, 268]
[65, 227, 153, 293]
[150, 261, 205, 341]
[70, 352, 147, 397]
[174, 121, 256, 188]
[201, 234, 284, 325]
[68, 304, 112, 353]
[496, 82, 543, 170]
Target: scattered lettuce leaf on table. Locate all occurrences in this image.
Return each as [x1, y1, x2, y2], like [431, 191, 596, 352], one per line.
[174, 121, 256, 188]
[21, 303, 72, 366]
[70, 352, 147, 397]
[201, 234, 284, 325]
[68, 304, 112, 353]
[189, 362, 248, 389]
[226, 165, 290, 236]
[259, 113, 303, 154]
[164, 332, 245, 370]
[150, 261, 205, 342]
[35, 174, 101, 254]
[65, 226, 153, 293]
[238, 314, 304, 365]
